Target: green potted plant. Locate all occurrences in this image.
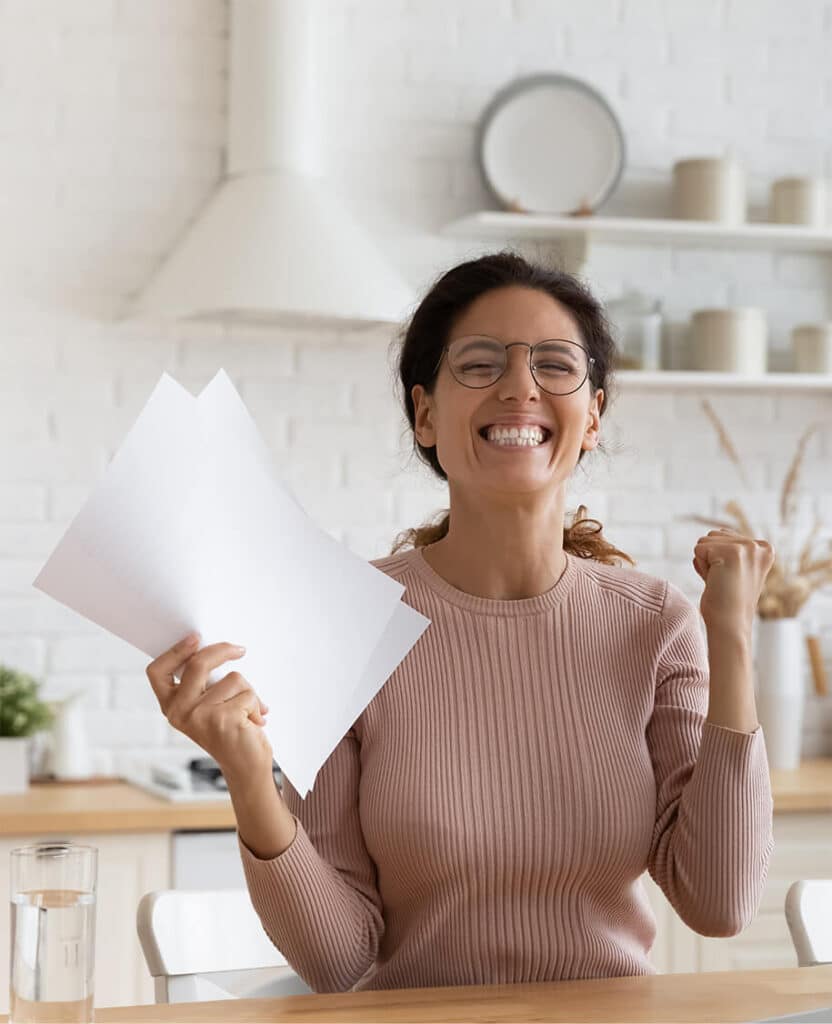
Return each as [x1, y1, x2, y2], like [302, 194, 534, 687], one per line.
[0, 664, 53, 793]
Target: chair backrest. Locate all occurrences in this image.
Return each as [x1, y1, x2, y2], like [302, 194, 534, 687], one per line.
[785, 880, 832, 966]
[137, 889, 313, 1002]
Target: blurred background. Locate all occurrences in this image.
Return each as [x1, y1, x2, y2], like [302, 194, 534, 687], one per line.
[1, 0, 831, 773]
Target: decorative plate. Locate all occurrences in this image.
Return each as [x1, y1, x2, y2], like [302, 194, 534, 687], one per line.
[476, 73, 626, 215]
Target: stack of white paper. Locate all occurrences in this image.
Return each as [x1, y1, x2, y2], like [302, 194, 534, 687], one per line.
[32, 369, 431, 796]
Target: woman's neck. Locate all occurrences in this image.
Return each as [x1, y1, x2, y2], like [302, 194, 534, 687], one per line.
[421, 531, 568, 601]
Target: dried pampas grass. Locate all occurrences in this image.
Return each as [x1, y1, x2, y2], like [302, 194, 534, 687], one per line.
[678, 398, 832, 619]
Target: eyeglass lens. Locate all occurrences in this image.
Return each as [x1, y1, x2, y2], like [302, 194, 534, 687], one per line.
[446, 337, 589, 394]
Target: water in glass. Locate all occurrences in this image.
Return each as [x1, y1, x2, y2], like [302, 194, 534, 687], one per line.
[10, 888, 95, 1024]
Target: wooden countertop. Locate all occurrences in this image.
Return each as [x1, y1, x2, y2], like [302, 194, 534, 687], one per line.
[0, 780, 236, 835]
[770, 757, 832, 812]
[4, 964, 828, 1023]
[0, 755, 828, 836]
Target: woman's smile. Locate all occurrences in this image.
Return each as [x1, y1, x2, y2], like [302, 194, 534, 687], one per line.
[476, 430, 553, 452]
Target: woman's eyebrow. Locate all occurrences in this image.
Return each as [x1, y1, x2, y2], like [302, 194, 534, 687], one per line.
[453, 335, 586, 351]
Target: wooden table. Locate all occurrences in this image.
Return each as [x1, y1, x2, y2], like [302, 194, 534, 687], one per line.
[2, 964, 828, 1023]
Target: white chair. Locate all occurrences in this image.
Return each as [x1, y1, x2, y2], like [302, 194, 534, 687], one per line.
[785, 880, 832, 966]
[137, 889, 313, 1003]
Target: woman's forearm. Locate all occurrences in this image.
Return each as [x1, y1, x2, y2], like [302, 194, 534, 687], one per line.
[224, 766, 298, 860]
[704, 622, 759, 733]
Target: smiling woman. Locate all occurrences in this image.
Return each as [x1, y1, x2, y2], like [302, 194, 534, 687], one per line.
[235, 249, 775, 996]
[389, 249, 635, 568]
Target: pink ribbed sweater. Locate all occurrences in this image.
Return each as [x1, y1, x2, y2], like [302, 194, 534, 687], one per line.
[238, 545, 775, 993]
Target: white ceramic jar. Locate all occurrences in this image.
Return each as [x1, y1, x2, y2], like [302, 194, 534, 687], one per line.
[672, 156, 746, 223]
[769, 177, 828, 226]
[791, 322, 832, 373]
[690, 308, 767, 373]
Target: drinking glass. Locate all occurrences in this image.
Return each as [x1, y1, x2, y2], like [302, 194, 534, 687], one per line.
[9, 842, 97, 1024]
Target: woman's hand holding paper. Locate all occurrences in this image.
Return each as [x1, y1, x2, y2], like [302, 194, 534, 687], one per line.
[146, 632, 274, 781]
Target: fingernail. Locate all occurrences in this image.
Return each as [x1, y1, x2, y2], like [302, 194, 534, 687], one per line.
[184, 632, 200, 646]
[233, 644, 246, 654]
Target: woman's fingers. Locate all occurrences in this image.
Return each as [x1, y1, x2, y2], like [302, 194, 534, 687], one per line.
[145, 635, 274, 775]
[165, 642, 246, 725]
[147, 638, 240, 720]
[222, 687, 267, 726]
[200, 671, 263, 710]
[147, 634, 264, 728]
[146, 632, 201, 711]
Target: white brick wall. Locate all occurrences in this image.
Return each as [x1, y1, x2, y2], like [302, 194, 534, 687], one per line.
[1, 0, 830, 764]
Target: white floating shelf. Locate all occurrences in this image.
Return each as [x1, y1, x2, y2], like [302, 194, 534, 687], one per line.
[615, 370, 832, 391]
[441, 211, 832, 253]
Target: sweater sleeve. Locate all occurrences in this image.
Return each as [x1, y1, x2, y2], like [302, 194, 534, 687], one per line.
[236, 724, 384, 992]
[645, 580, 775, 938]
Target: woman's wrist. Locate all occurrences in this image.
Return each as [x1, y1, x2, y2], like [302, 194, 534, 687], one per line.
[220, 754, 275, 792]
[225, 764, 298, 859]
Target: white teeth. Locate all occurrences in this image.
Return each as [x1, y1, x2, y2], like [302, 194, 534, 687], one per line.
[484, 424, 548, 447]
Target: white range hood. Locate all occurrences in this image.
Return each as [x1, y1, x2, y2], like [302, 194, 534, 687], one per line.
[128, 0, 413, 327]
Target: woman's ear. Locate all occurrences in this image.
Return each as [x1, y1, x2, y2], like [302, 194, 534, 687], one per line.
[412, 384, 437, 447]
[582, 388, 603, 452]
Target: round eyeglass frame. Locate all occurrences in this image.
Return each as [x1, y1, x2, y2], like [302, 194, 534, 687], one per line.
[433, 337, 595, 396]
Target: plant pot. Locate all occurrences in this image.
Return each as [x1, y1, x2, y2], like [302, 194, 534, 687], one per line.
[753, 617, 805, 771]
[0, 736, 30, 793]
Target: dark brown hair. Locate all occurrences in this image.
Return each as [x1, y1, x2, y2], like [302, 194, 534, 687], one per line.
[388, 249, 635, 568]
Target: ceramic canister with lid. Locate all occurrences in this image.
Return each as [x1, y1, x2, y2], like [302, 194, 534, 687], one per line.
[672, 156, 746, 223]
[690, 308, 767, 373]
[769, 177, 828, 226]
[791, 323, 832, 373]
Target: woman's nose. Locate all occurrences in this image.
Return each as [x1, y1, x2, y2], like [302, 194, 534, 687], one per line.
[496, 346, 539, 398]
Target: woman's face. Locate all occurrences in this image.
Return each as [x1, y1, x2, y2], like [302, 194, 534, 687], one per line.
[411, 285, 604, 498]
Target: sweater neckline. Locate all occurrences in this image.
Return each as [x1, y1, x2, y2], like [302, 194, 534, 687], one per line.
[406, 544, 580, 617]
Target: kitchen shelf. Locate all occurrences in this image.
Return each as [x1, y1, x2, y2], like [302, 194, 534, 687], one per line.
[441, 212, 832, 377]
[441, 211, 832, 253]
[615, 370, 832, 391]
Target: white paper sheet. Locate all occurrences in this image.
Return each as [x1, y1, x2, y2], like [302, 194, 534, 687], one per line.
[32, 369, 431, 796]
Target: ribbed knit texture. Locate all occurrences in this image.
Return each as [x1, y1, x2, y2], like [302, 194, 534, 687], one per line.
[238, 546, 775, 993]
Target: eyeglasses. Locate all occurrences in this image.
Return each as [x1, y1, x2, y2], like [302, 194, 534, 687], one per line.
[434, 335, 594, 396]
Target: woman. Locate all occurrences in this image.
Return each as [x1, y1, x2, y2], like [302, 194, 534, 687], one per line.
[146, 252, 776, 993]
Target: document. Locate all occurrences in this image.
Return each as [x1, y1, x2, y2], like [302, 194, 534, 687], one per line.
[32, 369, 431, 796]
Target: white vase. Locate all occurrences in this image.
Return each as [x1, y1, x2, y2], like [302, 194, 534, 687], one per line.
[753, 617, 805, 771]
[49, 690, 93, 780]
[0, 736, 30, 793]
